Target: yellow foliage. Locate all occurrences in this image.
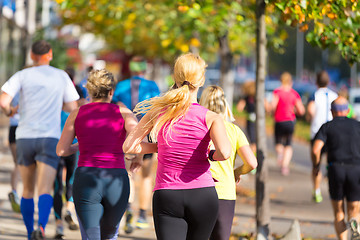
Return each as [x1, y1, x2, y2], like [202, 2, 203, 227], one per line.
[294, 5, 302, 14]
[327, 12, 337, 19]
[55, 0, 64, 4]
[190, 38, 201, 47]
[265, 16, 272, 25]
[128, 13, 136, 21]
[180, 44, 189, 52]
[94, 14, 103, 22]
[161, 39, 172, 48]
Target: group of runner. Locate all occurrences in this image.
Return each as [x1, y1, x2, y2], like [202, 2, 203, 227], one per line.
[2, 39, 360, 240]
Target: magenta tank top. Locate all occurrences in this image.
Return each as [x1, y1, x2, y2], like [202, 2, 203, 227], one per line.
[75, 102, 126, 169]
[155, 103, 214, 191]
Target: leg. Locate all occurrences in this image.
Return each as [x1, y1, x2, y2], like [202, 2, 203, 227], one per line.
[275, 144, 284, 166]
[153, 190, 188, 240]
[19, 164, 37, 239]
[53, 158, 65, 238]
[9, 141, 21, 213]
[100, 169, 130, 240]
[53, 158, 65, 222]
[64, 154, 79, 230]
[9, 142, 21, 191]
[209, 200, 235, 240]
[331, 200, 347, 240]
[281, 145, 293, 175]
[310, 139, 323, 203]
[36, 161, 57, 231]
[136, 154, 155, 229]
[185, 187, 219, 240]
[124, 160, 136, 234]
[73, 167, 104, 240]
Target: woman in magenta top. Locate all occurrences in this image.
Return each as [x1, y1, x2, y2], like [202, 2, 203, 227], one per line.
[123, 53, 231, 240]
[56, 69, 141, 240]
[271, 72, 305, 176]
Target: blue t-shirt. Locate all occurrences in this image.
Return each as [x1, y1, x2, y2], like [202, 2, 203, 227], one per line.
[112, 76, 160, 110]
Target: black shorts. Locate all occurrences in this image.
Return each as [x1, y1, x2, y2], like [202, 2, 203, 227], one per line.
[8, 126, 17, 144]
[274, 121, 295, 146]
[328, 163, 360, 201]
[246, 120, 256, 144]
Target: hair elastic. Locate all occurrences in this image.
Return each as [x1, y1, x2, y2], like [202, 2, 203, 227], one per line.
[182, 81, 190, 86]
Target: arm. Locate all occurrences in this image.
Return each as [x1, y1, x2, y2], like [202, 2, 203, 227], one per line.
[63, 101, 78, 113]
[56, 109, 79, 156]
[311, 139, 324, 176]
[0, 92, 16, 117]
[270, 94, 279, 114]
[207, 111, 231, 161]
[294, 99, 305, 116]
[236, 99, 246, 113]
[123, 112, 158, 154]
[234, 145, 258, 184]
[306, 101, 315, 122]
[119, 102, 144, 172]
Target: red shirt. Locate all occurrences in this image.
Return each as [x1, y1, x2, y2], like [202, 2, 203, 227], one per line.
[273, 87, 301, 122]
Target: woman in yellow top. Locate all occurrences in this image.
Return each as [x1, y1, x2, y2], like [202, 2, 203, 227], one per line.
[199, 85, 258, 240]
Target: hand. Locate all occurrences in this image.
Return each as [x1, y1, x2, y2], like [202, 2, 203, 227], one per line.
[7, 105, 19, 117]
[234, 168, 242, 185]
[125, 153, 136, 161]
[128, 154, 143, 173]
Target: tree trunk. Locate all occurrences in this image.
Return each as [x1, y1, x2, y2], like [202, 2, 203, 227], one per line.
[255, 0, 270, 239]
[218, 33, 234, 109]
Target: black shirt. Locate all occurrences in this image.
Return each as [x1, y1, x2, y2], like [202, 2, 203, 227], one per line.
[315, 117, 360, 165]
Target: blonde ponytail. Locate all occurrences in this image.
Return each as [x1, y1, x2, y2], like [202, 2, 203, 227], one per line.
[199, 85, 235, 122]
[133, 53, 207, 141]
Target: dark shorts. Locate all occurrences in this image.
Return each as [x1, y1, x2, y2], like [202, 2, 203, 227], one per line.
[8, 126, 17, 144]
[274, 121, 295, 146]
[328, 163, 360, 201]
[16, 138, 60, 170]
[246, 120, 256, 144]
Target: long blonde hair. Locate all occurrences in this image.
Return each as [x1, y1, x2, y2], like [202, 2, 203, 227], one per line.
[134, 53, 207, 141]
[199, 85, 235, 122]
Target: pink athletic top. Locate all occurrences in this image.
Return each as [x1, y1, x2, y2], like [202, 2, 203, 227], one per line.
[75, 102, 126, 169]
[273, 87, 301, 122]
[154, 103, 214, 191]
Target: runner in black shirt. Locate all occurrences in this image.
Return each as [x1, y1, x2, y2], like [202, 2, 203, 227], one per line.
[312, 96, 360, 240]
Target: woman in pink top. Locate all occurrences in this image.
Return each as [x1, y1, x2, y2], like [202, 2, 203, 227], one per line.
[123, 53, 231, 240]
[271, 72, 305, 176]
[56, 69, 141, 240]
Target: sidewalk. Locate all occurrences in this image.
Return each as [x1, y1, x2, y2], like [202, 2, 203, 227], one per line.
[0, 114, 336, 240]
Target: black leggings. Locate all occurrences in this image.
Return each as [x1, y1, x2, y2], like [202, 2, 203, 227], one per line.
[53, 154, 77, 220]
[73, 167, 130, 240]
[210, 199, 236, 240]
[153, 187, 218, 240]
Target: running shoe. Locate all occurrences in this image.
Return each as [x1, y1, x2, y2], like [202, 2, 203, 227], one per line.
[136, 216, 149, 229]
[30, 226, 45, 240]
[350, 218, 360, 240]
[124, 209, 134, 234]
[64, 211, 79, 230]
[54, 226, 64, 239]
[312, 191, 323, 203]
[8, 191, 20, 213]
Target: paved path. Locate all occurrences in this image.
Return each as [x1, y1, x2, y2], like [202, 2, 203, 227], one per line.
[0, 116, 337, 239]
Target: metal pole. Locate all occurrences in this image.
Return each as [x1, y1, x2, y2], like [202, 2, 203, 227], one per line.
[296, 27, 304, 82]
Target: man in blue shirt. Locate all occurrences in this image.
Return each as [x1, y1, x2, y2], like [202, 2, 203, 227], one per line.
[113, 56, 160, 233]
